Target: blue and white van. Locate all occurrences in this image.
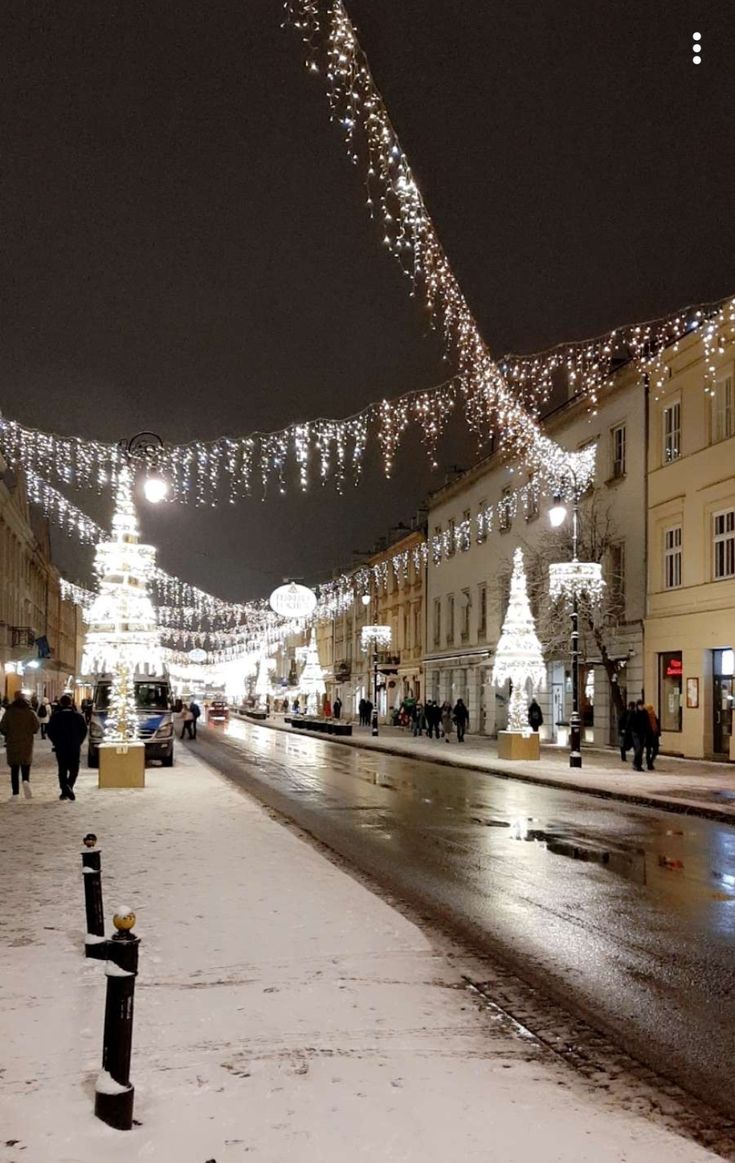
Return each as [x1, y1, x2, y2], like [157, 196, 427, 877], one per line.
[87, 675, 175, 768]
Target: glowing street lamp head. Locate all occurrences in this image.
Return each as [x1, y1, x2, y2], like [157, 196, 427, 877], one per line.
[143, 475, 169, 504]
[361, 594, 371, 607]
[548, 497, 568, 528]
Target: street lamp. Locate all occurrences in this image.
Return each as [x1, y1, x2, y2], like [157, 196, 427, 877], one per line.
[360, 593, 391, 736]
[119, 432, 170, 503]
[547, 477, 604, 769]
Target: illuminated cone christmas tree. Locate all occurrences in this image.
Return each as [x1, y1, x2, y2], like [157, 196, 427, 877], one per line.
[82, 466, 162, 740]
[254, 647, 275, 704]
[298, 631, 325, 715]
[492, 548, 546, 732]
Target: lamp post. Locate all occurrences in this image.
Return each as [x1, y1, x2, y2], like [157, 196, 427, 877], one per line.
[548, 477, 605, 769]
[549, 486, 581, 767]
[119, 432, 169, 504]
[360, 593, 391, 737]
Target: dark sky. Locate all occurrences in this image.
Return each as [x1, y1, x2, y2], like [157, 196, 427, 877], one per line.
[2, 0, 734, 600]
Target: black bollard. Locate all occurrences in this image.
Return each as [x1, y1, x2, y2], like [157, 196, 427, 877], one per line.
[81, 833, 106, 959]
[94, 908, 140, 1131]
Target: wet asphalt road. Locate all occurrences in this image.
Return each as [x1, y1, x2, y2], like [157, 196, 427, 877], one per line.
[194, 718, 735, 1119]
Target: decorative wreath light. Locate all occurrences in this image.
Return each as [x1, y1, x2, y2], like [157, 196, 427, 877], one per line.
[548, 561, 606, 604]
[360, 624, 392, 653]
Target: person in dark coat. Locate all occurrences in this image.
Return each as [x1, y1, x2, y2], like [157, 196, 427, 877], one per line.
[453, 698, 469, 742]
[630, 701, 652, 772]
[618, 701, 636, 761]
[0, 692, 40, 798]
[46, 693, 88, 801]
[644, 703, 661, 770]
[528, 700, 543, 732]
[358, 698, 366, 726]
[333, 697, 342, 719]
[364, 699, 374, 728]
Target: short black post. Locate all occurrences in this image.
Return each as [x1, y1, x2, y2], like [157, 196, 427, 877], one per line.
[94, 908, 140, 1131]
[81, 833, 106, 959]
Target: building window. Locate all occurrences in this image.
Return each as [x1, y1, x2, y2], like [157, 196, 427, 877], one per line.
[713, 509, 735, 580]
[446, 594, 455, 645]
[459, 509, 472, 552]
[433, 598, 441, 646]
[608, 541, 625, 610]
[447, 518, 456, 557]
[432, 525, 442, 566]
[476, 500, 488, 543]
[712, 374, 734, 444]
[499, 486, 512, 532]
[478, 582, 487, 638]
[659, 651, 683, 733]
[664, 525, 682, 589]
[525, 477, 539, 521]
[413, 604, 421, 650]
[611, 424, 626, 478]
[663, 401, 681, 463]
[460, 589, 471, 641]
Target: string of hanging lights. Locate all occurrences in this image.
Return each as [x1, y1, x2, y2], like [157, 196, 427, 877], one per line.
[2, 293, 733, 507]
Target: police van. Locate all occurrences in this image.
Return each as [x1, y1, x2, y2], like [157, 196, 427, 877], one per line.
[87, 674, 175, 768]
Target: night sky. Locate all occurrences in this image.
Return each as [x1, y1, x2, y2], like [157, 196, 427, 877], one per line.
[2, 0, 734, 600]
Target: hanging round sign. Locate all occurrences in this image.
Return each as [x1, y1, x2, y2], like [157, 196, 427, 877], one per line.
[188, 648, 207, 663]
[269, 582, 317, 619]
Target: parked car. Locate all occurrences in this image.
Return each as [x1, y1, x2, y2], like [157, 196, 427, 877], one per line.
[207, 700, 229, 724]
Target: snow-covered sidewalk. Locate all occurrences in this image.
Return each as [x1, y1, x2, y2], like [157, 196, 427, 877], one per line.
[0, 741, 719, 1162]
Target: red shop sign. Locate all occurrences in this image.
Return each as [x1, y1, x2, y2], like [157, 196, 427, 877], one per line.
[666, 657, 683, 677]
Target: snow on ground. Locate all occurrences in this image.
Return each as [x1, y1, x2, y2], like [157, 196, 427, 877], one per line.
[0, 741, 719, 1162]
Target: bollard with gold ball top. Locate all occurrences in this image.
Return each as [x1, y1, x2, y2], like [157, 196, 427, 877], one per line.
[94, 906, 141, 1131]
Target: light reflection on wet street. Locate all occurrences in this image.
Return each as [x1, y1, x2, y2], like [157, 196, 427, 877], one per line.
[200, 718, 735, 1116]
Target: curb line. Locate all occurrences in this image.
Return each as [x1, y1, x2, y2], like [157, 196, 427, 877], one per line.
[229, 714, 735, 826]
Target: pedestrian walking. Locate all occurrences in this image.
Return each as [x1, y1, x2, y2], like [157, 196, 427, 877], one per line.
[46, 693, 88, 801]
[364, 699, 374, 727]
[38, 696, 51, 739]
[358, 698, 366, 726]
[0, 691, 40, 798]
[323, 695, 332, 718]
[528, 699, 543, 733]
[189, 700, 201, 739]
[630, 701, 652, 772]
[180, 704, 195, 740]
[412, 701, 424, 737]
[440, 701, 454, 742]
[644, 703, 661, 770]
[618, 701, 635, 762]
[423, 700, 436, 739]
[333, 697, 342, 719]
[453, 698, 469, 742]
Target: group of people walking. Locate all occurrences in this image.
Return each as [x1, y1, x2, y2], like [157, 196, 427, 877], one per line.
[1, 690, 87, 800]
[618, 700, 661, 771]
[406, 698, 470, 742]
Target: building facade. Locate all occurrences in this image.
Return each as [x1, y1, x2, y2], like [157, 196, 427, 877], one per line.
[0, 462, 85, 701]
[645, 328, 735, 760]
[425, 365, 647, 743]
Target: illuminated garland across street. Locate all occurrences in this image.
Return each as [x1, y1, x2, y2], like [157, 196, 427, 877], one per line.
[2, 292, 734, 507]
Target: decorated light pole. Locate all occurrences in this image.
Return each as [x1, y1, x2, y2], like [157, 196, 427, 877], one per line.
[548, 472, 605, 768]
[360, 588, 391, 736]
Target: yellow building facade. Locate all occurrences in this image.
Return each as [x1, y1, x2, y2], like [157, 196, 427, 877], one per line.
[645, 329, 735, 760]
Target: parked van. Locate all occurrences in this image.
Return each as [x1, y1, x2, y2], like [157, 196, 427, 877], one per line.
[87, 675, 175, 768]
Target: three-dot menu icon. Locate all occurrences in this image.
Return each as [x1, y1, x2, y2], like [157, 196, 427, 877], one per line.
[692, 32, 702, 64]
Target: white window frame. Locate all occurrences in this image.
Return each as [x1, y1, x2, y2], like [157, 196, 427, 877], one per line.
[712, 373, 734, 444]
[433, 598, 441, 646]
[499, 486, 512, 532]
[611, 423, 626, 478]
[663, 525, 682, 589]
[478, 582, 487, 638]
[713, 508, 735, 580]
[663, 400, 681, 463]
[460, 589, 471, 641]
[446, 594, 455, 645]
[476, 500, 488, 543]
